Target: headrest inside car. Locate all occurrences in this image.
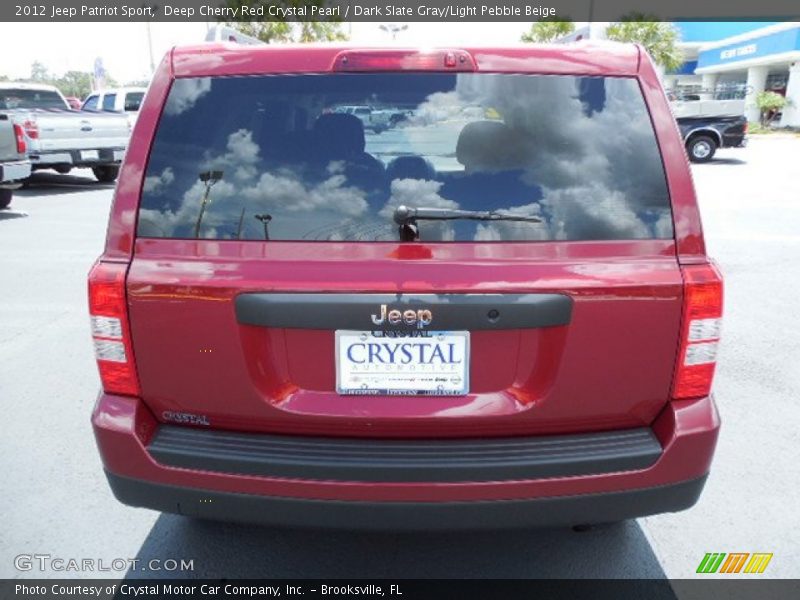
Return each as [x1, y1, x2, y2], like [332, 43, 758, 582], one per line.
[313, 113, 366, 159]
[387, 156, 436, 181]
[456, 120, 529, 172]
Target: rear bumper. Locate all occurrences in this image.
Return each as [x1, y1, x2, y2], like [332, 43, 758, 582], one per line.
[147, 424, 663, 483]
[722, 134, 747, 148]
[93, 394, 720, 528]
[29, 148, 124, 167]
[105, 470, 707, 530]
[0, 159, 31, 184]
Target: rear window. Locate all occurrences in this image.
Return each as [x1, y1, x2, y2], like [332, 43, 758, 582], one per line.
[102, 94, 117, 111]
[0, 88, 67, 111]
[83, 95, 99, 110]
[138, 74, 672, 242]
[124, 92, 144, 112]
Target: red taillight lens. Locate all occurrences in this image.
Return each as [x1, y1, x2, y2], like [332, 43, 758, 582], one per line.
[673, 263, 724, 399]
[88, 261, 140, 396]
[12, 123, 26, 154]
[22, 119, 39, 140]
[334, 50, 475, 72]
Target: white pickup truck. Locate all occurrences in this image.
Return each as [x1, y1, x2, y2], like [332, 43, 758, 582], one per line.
[333, 105, 409, 133]
[0, 113, 31, 208]
[0, 82, 130, 182]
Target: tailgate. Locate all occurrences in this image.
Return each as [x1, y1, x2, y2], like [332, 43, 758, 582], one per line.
[127, 240, 682, 437]
[0, 116, 19, 161]
[124, 68, 682, 438]
[33, 111, 128, 152]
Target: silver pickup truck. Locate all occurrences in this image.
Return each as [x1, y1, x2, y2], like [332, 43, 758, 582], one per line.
[0, 113, 31, 208]
[0, 82, 129, 183]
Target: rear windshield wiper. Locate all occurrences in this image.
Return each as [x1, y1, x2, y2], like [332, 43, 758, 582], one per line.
[393, 205, 542, 241]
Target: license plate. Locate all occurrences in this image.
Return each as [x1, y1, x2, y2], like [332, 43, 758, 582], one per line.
[336, 330, 469, 396]
[81, 150, 99, 160]
[113, 150, 125, 161]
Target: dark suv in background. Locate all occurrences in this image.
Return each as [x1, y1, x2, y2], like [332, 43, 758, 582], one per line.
[89, 42, 723, 529]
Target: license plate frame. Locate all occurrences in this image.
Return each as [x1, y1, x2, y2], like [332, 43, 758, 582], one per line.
[335, 330, 470, 396]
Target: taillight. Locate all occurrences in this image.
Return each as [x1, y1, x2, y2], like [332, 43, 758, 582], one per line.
[22, 119, 39, 140]
[673, 263, 724, 399]
[88, 261, 140, 396]
[334, 50, 475, 72]
[12, 123, 26, 153]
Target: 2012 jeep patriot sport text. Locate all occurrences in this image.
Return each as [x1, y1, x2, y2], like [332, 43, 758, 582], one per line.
[89, 42, 723, 530]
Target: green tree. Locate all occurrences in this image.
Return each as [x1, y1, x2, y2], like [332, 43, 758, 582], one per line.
[755, 91, 789, 127]
[520, 18, 574, 43]
[225, 1, 348, 43]
[295, 21, 347, 42]
[606, 16, 682, 72]
[30, 60, 50, 82]
[55, 71, 93, 98]
[20, 60, 119, 99]
[124, 79, 152, 88]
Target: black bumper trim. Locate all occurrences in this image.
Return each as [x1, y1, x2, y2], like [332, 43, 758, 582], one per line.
[148, 425, 662, 483]
[105, 471, 707, 530]
[235, 292, 573, 331]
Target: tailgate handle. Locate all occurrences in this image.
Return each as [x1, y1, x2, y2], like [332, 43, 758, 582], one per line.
[235, 293, 572, 331]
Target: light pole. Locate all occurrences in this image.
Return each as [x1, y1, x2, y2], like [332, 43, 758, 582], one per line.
[144, 3, 159, 74]
[193, 170, 223, 238]
[146, 22, 155, 74]
[254, 214, 272, 240]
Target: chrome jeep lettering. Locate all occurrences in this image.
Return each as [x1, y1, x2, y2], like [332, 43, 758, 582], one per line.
[370, 304, 433, 329]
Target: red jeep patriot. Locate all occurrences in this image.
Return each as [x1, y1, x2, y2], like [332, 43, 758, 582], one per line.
[89, 42, 722, 529]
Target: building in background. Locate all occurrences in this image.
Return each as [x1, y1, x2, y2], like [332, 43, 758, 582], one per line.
[665, 22, 800, 126]
[562, 22, 800, 127]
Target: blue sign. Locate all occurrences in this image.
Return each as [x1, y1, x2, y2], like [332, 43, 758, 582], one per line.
[674, 22, 779, 43]
[697, 27, 800, 69]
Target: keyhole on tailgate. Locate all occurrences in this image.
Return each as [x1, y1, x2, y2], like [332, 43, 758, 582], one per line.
[487, 309, 500, 323]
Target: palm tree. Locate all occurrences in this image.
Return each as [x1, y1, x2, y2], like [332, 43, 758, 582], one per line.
[605, 16, 682, 72]
[520, 18, 575, 43]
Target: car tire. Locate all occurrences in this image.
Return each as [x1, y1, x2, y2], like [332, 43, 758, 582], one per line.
[0, 188, 12, 209]
[93, 165, 120, 183]
[687, 135, 717, 163]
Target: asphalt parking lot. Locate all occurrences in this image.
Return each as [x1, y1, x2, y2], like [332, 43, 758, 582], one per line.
[1, 138, 799, 581]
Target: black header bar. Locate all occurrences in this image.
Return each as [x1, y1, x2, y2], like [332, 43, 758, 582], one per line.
[3, 1, 799, 23]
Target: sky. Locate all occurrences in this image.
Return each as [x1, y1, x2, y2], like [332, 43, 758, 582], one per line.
[0, 22, 533, 84]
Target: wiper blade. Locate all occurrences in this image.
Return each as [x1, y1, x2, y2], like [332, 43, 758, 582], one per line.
[393, 205, 542, 224]
[393, 205, 542, 241]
